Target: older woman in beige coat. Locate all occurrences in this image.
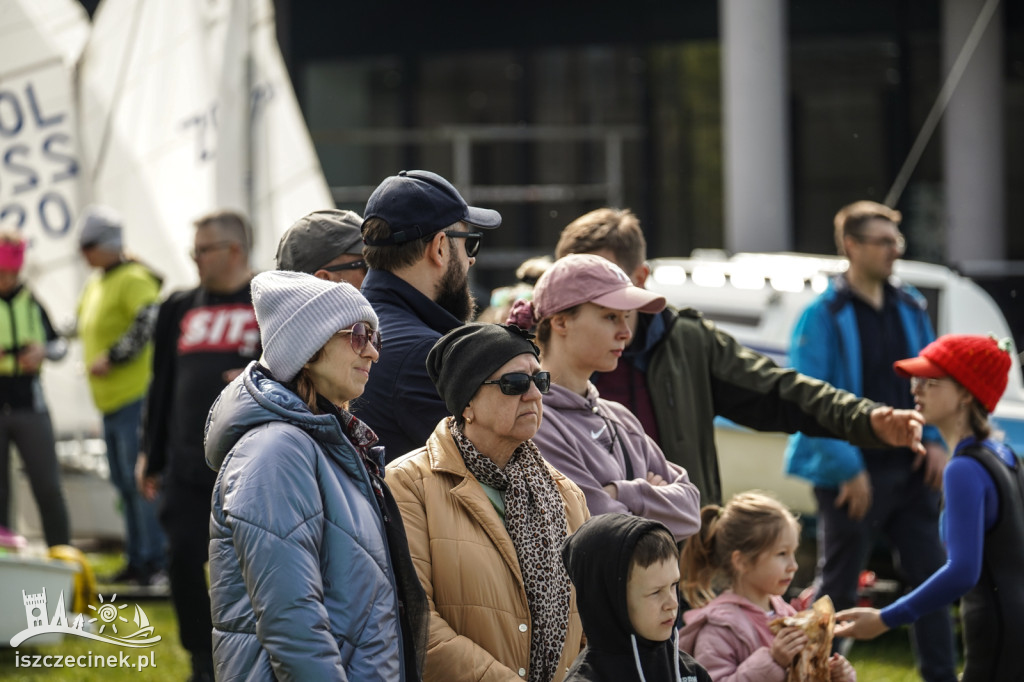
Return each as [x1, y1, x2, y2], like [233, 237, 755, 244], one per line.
[387, 323, 589, 682]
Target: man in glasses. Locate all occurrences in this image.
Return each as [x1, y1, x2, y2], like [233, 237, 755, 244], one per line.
[358, 170, 500, 459]
[787, 200, 955, 681]
[276, 209, 368, 288]
[140, 210, 260, 682]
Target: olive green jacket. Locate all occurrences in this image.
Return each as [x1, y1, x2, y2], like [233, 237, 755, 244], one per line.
[646, 307, 885, 505]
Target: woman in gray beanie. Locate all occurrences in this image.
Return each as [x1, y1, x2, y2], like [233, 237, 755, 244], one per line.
[204, 270, 427, 681]
[386, 323, 589, 682]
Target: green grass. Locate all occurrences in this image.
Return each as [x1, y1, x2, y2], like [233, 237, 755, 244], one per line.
[846, 629, 935, 681]
[0, 553, 189, 681]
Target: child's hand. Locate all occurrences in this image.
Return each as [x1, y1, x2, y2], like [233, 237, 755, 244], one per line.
[834, 607, 888, 640]
[828, 653, 855, 681]
[770, 625, 808, 668]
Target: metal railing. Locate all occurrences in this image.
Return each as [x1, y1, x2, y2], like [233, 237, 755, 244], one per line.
[313, 124, 644, 208]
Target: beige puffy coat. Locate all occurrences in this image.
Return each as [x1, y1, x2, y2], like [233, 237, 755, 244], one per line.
[387, 419, 589, 682]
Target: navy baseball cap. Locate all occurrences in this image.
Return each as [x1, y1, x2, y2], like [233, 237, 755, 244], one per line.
[362, 170, 501, 245]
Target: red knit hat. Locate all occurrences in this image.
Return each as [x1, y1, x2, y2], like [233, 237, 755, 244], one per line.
[893, 334, 1013, 413]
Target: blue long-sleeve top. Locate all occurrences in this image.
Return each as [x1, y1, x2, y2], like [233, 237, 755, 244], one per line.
[880, 437, 1010, 627]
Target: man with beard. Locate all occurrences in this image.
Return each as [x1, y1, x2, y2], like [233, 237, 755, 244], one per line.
[358, 170, 500, 459]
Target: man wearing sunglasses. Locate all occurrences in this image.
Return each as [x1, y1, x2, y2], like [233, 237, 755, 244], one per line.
[358, 170, 500, 460]
[140, 210, 260, 682]
[276, 209, 369, 288]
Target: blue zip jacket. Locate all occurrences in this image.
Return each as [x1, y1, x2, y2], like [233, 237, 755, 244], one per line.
[784, 276, 939, 487]
[356, 269, 462, 460]
[205, 362, 408, 681]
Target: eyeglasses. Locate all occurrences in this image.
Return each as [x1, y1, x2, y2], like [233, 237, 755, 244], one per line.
[853, 233, 906, 253]
[910, 377, 952, 391]
[322, 259, 367, 273]
[442, 231, 483, 258]
[336, 322, 382, 354]
[481, 371, 551, 396]
[190, 241, 235, 259]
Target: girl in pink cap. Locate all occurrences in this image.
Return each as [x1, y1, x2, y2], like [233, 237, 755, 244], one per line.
[834, 334, 1022, 681]
[508, 253, 701, 542]
[0, 231, 70, 548]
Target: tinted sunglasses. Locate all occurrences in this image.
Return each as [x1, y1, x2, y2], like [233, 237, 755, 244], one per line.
[442, 230, 483, 258]
[322, 259, 367, 273]
[481, 371, 551, 396]
[336, 322, 382, 354]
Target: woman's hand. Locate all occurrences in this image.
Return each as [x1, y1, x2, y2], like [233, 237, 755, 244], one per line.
[828, 653, 856, 681]
[770, 625, 808, 668]
[834, 607, 888, 640]
[602, 483, 618, 500]
[646, 471, 667, 486]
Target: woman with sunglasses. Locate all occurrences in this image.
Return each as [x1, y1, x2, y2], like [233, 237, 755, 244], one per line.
[835, 334, 1023, 681]
[205, 271, 427, 681]
[508, 254, 701, 542]
[387, 323, 589, 682]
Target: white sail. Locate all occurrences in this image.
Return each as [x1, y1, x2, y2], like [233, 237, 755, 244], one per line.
[1, 0, 96, 435]
[77, 0, 333, 293]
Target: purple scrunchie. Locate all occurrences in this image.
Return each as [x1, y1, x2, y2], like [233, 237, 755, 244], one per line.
[506, 298, 535, 329]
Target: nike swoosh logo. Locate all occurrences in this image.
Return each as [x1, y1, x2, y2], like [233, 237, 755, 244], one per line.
[591, 424, 607, 439]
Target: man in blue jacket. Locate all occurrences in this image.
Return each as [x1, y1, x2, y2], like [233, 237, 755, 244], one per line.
[357, 170, 501, 459]
[786, 201, 956, 681]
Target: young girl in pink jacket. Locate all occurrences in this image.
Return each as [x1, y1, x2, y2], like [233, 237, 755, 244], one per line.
[678, 492, 855, 682]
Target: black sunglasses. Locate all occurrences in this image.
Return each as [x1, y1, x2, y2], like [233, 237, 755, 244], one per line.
[442, 230, 483, 258]
[336, 322, 382, 354]
[481, 371, 551, 396]
[322, 259, 367, 273]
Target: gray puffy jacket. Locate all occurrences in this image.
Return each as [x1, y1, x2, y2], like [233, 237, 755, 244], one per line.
[205, 362, 407, 681]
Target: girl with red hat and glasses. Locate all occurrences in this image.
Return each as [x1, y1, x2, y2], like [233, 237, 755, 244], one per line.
[834, 334, 1021, 681]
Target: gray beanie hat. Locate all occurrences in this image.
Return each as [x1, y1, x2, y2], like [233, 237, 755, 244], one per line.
[426, 323, 540, 418]
[251, 270, 379, 382]
[77, 205, 124, 250]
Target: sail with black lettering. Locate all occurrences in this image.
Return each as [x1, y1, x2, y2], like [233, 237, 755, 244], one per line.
[76, 0, 333, 294]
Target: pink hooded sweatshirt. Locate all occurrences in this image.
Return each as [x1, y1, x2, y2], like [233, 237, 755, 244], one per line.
[678, 592, 794, 682]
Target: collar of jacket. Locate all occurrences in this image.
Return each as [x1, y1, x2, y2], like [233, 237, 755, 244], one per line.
[422, 418, 572, 582]
[362, 268, 464, 334]
[826, 272, 923, 315]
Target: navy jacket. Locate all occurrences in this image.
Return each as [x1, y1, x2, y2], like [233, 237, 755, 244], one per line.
[205, 362, 409, 681]
[357, 269, 462, 460]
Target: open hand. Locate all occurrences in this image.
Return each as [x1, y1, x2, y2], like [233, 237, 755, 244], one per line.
[834, 607, 889, 640]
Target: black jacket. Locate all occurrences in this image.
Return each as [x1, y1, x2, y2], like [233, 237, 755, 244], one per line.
[561, 514, 711, 682]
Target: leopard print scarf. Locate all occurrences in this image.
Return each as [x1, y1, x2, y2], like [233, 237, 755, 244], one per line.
[451, 418, 572, 682]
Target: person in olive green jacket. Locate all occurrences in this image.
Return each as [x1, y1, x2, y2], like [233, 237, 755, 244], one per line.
[554, 208, 927, 505]
[76, 205, 165, 585]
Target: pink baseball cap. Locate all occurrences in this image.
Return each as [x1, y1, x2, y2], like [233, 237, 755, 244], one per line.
[531, 253, 666, 319]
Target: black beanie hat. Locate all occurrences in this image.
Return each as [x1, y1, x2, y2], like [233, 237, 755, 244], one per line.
[426, 323, 540, 418]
